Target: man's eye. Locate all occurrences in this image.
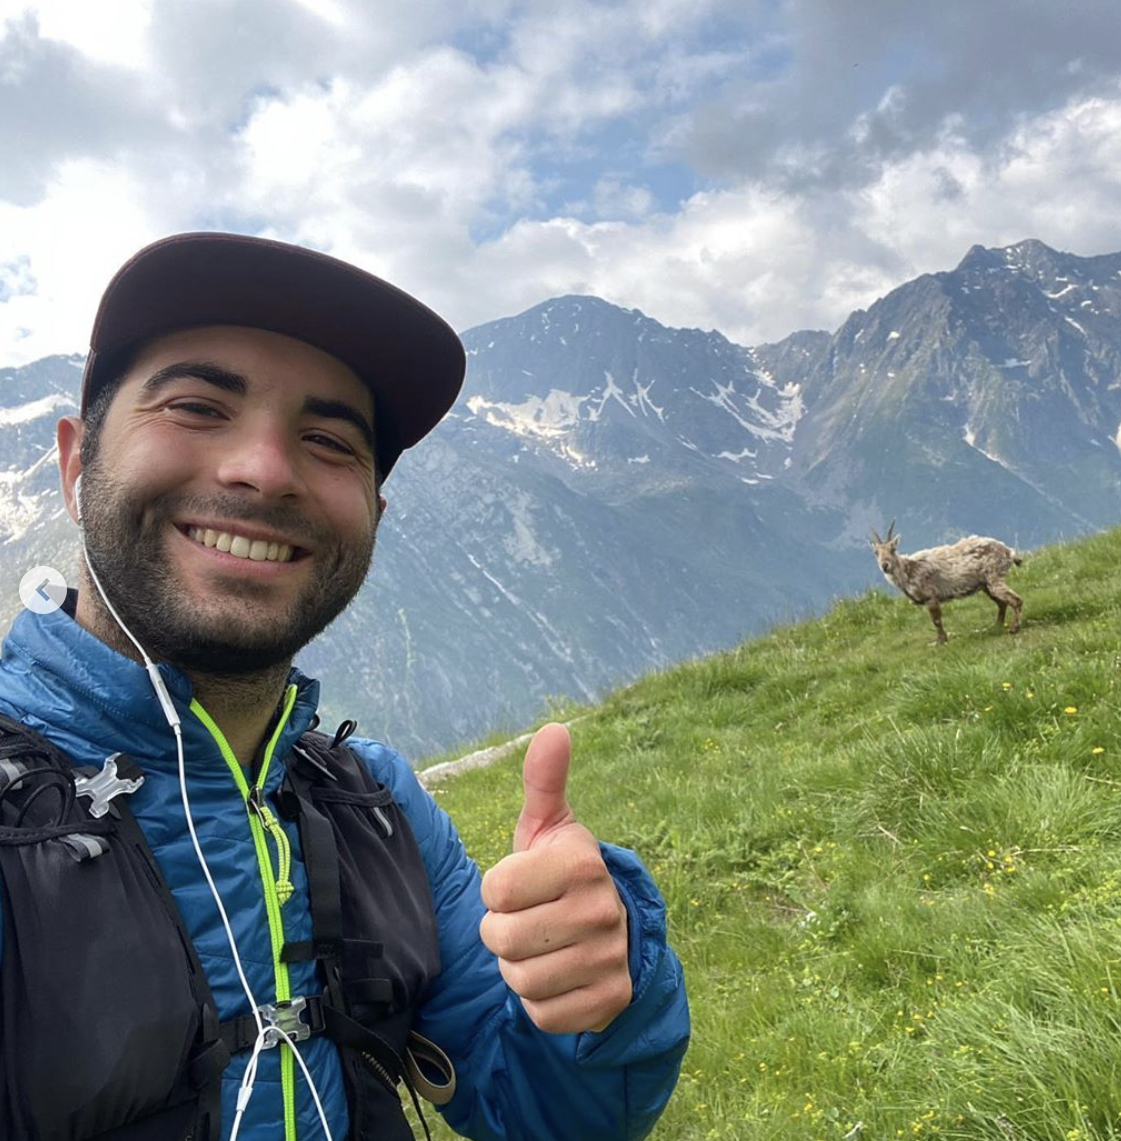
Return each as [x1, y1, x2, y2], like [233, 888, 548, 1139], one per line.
[305, 432, 355, 456]
[169, 401, 223, 418]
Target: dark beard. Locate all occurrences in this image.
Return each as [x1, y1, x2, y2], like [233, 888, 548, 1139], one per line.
[78, 463, 376, 675]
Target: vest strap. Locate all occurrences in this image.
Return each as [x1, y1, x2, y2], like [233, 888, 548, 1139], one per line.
[321, 1004, 405, 1086]
[284, 743, 347, 1011]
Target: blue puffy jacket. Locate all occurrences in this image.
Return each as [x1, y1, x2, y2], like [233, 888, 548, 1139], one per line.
[0, 600, 689, 1141]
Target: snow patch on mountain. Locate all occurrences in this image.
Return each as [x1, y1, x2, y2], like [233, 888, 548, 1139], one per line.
[503, 491, 556, 568]
[467, 390, 585, 440]
[695, 375, 804, 444]
[0, 392, 74, 426]
[0, 444, 60, 543]
[962, 423, 1013, 471]
[631, 375, 664, 420]
[587, 372, 633, 421]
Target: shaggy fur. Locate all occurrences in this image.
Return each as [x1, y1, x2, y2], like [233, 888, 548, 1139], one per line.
[869, 523, 1023, 644]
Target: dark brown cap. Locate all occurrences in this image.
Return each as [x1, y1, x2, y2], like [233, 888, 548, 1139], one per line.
[80, 232, 466, 478]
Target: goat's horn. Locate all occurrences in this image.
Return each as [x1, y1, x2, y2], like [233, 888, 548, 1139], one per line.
[870, 528, 882, 544]
[886, 519, 896, 540]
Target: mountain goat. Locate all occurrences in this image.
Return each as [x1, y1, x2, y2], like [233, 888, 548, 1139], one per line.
[869, 523, 1023, 644]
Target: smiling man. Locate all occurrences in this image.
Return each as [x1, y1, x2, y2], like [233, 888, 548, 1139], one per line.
[0, 234, 689, 1141]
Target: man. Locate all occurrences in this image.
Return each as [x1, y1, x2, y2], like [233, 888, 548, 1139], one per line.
[0, 233, 689, 1141]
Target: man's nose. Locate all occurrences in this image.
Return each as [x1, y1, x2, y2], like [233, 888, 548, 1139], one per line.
[214, 426, 305, 499]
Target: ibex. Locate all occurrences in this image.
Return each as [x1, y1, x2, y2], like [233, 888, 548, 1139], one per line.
[869, 523, 1023, 644]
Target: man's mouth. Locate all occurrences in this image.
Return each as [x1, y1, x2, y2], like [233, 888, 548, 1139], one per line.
[184, 525, 298, 564]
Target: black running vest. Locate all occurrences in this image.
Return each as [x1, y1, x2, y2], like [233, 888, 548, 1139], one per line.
[0, 714, 445, 1141]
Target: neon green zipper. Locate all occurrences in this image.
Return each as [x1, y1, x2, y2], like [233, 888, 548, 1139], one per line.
[192, 685, 300, 1141]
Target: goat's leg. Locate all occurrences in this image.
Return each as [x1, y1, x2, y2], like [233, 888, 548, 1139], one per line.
[988, 580, 1023, 633]
[926, 600, 948, 644]
[982, 586, 1008, 627]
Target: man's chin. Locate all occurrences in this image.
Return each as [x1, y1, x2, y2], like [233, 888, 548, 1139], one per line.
[140, 611, 309, 675]
[163, 636, 299, 676]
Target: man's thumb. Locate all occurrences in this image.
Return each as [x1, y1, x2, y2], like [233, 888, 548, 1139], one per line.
[514, 722, 574, 852]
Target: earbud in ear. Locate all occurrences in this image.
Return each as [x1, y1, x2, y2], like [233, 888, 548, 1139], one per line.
[74, 474, 84, 526]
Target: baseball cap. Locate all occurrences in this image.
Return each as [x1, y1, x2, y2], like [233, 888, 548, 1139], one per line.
[80, 232, 466, 478]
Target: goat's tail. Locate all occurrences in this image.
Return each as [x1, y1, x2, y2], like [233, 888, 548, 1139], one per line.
[1012, 553, 1024, 566]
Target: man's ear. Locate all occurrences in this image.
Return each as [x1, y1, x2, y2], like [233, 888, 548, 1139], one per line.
[57, 416, 84, 527]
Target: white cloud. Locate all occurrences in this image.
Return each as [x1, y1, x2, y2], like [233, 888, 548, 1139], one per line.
[860, 88, 1121, 280]
[3, 0, 154, 68]
[451, 85, 1121, 344]
[3, 1, 1121, 366]
[288, 0, 348, 29]
[463, 186, 895, 343]
[0, 159, 167, 363]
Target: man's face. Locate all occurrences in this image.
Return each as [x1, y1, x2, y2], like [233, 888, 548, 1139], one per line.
[69, 325, 381, 675]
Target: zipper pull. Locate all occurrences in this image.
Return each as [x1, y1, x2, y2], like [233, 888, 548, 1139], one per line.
[249, 786, 295, 906]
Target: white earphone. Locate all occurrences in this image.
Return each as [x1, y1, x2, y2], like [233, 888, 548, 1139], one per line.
[72, 465, 333, 1139]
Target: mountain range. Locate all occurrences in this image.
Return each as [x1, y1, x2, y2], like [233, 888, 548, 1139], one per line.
[1, 238, 1118, 758]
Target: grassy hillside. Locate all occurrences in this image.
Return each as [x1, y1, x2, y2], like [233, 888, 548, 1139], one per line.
[423, 526, 1121, 1141]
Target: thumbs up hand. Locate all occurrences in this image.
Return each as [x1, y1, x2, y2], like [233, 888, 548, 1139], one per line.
[479, 723, 633, 1034]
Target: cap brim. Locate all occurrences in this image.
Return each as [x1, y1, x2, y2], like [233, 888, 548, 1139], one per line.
[81, 232, 466, 477]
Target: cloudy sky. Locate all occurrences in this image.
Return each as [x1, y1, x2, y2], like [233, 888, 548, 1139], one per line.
[2, 0, 1121, 367]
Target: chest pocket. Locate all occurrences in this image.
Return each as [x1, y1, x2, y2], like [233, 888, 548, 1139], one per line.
[279, 732, 441, 1141]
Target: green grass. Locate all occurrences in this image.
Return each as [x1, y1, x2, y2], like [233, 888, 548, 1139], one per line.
[421, 527, 1121, 1141]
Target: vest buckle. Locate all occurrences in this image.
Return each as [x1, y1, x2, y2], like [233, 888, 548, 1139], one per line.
[73, 754, 144, 818]
[258, 996, 325, 1049]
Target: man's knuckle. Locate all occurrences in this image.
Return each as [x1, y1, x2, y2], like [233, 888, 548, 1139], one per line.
[588, 943, 627, 987]
[524, 999, 566, 1035]
[607, 976, 632, 1012]
[479, 868, 498, 909]
[481, 865, 514, 912]
[503, 961, 542, 999]
[607, 929, 630, 964]
[498, 956, 523, 991]
[491, 924, 520, 961]
[569, 846, 605, 883]
[588, 894, 624, 932]
[479, 913, 501, 954]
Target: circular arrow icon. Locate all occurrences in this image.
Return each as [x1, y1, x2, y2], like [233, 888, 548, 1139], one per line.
[19, 565, 67, 615]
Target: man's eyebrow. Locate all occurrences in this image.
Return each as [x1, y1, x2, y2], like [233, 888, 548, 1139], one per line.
[138, 363, 375, 450]
[140, 362, 248, 396]
[303, 396, 375, 450]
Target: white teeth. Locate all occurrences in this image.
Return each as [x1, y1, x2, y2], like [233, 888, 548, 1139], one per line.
[185, 527, 297, 562]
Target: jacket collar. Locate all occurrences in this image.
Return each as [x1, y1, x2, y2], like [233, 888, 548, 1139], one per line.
[0, 592, 321, 782]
